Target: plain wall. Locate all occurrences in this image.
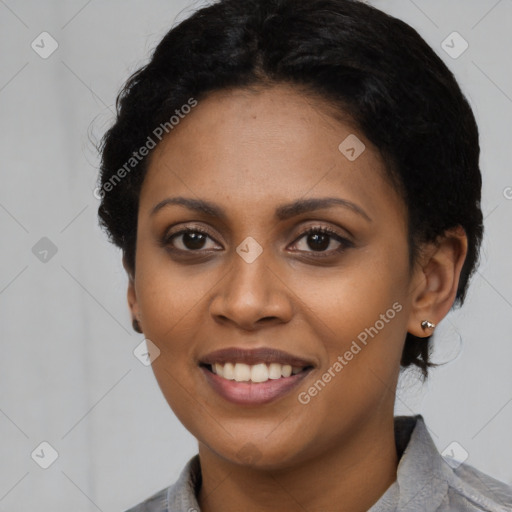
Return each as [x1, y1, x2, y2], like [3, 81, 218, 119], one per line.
[0, 1, 511, 510]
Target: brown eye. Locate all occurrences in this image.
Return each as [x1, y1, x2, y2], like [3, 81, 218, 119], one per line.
[292, 227, 353, 255]
[178, 231, 208, 250]
[163, 228, 220, 252]
[304, 231, 332, 251]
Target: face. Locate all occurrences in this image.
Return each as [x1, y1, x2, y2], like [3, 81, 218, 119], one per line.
[129, 84, 418, 469]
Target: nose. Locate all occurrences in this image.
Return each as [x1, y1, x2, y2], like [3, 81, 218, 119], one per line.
[209, 247, 294, 331]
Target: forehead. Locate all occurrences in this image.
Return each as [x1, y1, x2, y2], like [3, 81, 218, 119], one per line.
[140, 84, 405, 224]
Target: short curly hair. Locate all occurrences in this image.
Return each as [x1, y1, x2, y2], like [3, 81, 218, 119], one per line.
[96, 0, 483, 378]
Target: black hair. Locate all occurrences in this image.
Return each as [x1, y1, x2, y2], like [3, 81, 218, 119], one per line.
[96, 0, 483, 378]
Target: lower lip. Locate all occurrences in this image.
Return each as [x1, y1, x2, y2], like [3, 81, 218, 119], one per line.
[200, 366, 312, 405]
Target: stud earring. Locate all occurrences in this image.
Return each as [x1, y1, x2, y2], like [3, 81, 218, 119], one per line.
[421, 320, 436, 332]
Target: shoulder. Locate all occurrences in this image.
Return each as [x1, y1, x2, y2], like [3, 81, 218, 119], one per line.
[391, 415, 512, 512]
[122, 454, 201, 512]
[123, 487, 168, 512]
[442, 460, 512, 511]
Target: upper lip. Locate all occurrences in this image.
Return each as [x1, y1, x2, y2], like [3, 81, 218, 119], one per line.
[199, 347, 315, 368]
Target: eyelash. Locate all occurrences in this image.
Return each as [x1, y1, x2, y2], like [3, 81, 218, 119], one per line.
[161, 225, 353, 258]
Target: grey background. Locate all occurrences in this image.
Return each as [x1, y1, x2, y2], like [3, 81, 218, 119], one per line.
[0, 0, 511, 510]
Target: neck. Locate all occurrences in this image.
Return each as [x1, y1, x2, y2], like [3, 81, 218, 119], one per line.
[197, 413, 398, 512]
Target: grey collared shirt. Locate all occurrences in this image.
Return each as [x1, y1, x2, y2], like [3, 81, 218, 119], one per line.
[125, 415, 512, 511]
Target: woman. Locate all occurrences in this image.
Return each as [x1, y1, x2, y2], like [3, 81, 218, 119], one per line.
[96, 0, 512, 510]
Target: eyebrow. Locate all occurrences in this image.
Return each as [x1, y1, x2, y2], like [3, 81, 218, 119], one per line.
[150, 196, 372, 223]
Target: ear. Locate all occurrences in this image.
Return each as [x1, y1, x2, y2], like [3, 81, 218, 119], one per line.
[122, 255, 140, 326]
[407, 226, 468, 338]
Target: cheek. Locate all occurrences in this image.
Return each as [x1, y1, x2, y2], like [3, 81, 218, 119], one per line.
[294, 254, 408, 345]
[135, 260, 209, 432]
[135, 239, 216, 333]
[291, 249, 410, 402]
[290, 276, 407, 443]
[132, 251, 208, 387]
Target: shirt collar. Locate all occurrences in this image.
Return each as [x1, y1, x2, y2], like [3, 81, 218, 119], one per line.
[368, 415, 452, 512]
[166, 415, 452, 512]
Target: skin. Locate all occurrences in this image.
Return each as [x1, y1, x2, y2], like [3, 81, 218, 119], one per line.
[124, 84, 467, 512]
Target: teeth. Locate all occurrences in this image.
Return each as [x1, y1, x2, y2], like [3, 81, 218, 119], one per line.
[281, 364, 292, 377]
[233, 363, 251, 382]
[251, 363, 268, 383]
[214, 363, 224, 377]
[210, 362, 306, 383]
[268, 363, 282, 379]
[223, 362, 235, 380]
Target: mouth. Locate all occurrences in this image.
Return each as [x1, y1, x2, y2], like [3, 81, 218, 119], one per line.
[198, 347, 315, 405]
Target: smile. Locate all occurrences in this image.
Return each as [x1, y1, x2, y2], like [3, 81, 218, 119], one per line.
[199, 347, 315, 405]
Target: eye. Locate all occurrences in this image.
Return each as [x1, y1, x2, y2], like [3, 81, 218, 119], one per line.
[161, 225, 353, 257]
[163, 227, 221, 252]
[290, 226, 353, 256]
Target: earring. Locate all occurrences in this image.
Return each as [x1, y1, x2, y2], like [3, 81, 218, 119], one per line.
[421, 320, 436, 332]
[132, 318, 143, 333]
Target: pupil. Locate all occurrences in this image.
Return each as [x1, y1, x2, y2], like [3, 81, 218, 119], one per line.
[309, 233, 329, 251]
[184, 232, 206, 250]
[181, 232, 331, 251]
